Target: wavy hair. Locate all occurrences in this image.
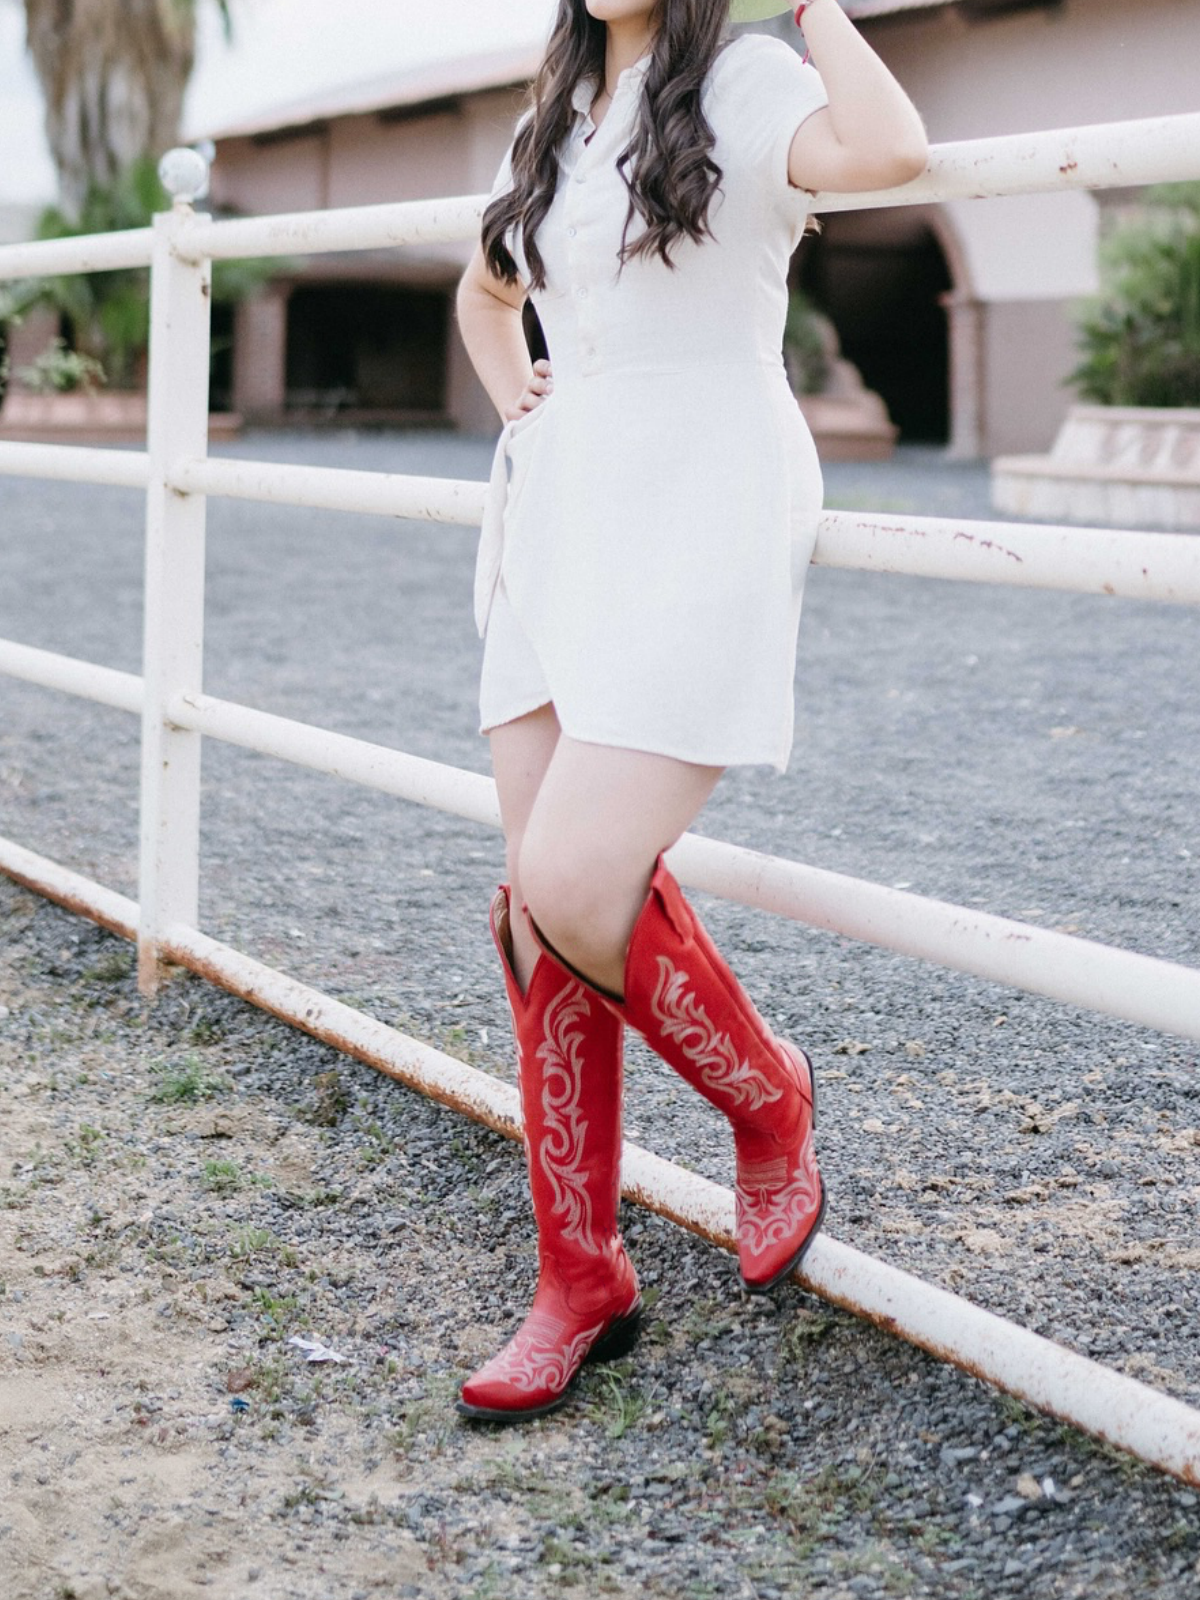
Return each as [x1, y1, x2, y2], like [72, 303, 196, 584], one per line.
[482, 0, 729, 290]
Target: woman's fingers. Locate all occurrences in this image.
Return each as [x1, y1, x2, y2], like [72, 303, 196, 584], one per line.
[505, 359, 554, 418]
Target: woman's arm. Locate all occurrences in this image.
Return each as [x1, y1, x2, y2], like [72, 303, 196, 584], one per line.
[456, 243, 552, 422]
[786, 0, 929, 194]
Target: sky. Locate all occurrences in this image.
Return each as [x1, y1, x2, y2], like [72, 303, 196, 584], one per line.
[0, 0, 558, 207]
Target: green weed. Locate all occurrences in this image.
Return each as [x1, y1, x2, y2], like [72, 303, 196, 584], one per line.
[583, 1361, 648, 1440]
[389, 1373, 462, 1457]
[252, 1286, 303, 1334]
[82, 949, 132, 984]
[202, 1158, 243, 1192]
[229, 1225, 296, 1267]
[309, 1069, 350, 1126]
[765, 1459, 881, 1557]
[780, 1309, 836, 1364]
[704, 1388, 735, 1451]
[187, 1016, 226, 1045]
[150, 1054, 229, 1104]
[64, 1123, 105, 1165]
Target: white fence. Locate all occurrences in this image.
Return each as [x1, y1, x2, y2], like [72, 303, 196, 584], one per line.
[2, 109, 1200, 1481]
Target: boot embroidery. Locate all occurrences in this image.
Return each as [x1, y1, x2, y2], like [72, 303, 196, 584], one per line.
[735, 1140, 821, 1258]
[479, 1313, 606, 1395]
[536, 980, 600, 1256]
[651, 958, 784, 1113]
[738, 1154, 790, 1188]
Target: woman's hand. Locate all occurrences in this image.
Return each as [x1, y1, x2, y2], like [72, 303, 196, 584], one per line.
[505, 358, 554, 421]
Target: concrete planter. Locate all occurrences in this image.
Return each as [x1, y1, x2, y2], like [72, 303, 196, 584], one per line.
[992, 404, 1200, 532]
[789, 313, 899, 463]
[798, 390, 899, 463]
[0, 389, 242, 444]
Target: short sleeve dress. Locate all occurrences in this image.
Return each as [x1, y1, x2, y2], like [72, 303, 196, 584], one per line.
[475, 32, 829, 774]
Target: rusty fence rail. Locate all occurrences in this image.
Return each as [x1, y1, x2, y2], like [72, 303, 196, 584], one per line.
[2, 114, 1200, 1481]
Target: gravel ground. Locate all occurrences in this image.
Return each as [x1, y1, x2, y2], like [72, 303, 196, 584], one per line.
[1, 433, 1199, 1599]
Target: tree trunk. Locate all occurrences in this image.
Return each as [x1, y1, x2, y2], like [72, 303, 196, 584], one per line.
[24, 0, 198, 221]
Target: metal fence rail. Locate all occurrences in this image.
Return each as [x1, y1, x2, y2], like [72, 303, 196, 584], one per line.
[2, 113, 1200, 1481]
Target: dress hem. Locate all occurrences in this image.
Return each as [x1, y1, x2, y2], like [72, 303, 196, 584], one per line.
[480, 696, 791, 775]
[478, 695, 555, 737]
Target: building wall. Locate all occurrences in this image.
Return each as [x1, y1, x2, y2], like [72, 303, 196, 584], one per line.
[214, 130, 328, 216]
[857, 0, 1200, 455]
[981, 298, 1079, 457]
[868, 0, 1198, 141]
[210, 87, 524, 427]
[208, 0, 1199, 447]
[210, 88, 522, 233]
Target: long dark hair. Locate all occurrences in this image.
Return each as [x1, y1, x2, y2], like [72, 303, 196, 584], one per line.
[483, 0, 729, 290]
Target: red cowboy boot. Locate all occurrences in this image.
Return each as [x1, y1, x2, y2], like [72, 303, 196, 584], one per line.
[618, 858, 824, 1292]
[457, 887, 642, 1422]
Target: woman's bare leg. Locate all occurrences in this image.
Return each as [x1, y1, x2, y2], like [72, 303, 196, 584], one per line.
[518, 736, 723, 996]
[465, 707, 645, 1422]
[519, 734, 824, 1293]
[487, 702, 561, 992]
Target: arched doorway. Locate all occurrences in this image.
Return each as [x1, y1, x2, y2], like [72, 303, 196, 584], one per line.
[285, 284, 450, 422]
[796, 208, 954, 444]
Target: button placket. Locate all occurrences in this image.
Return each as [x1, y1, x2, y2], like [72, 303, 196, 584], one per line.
[563, 116, 591, 370]
[559, 63, 647, 379]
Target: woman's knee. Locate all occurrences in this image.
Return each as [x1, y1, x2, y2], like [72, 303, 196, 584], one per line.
[503, 830, 525, 897]
[516, 835, 583, 934]
[517, 837, 630, 966]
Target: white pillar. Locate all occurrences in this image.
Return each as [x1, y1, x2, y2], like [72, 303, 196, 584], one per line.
[233, 285, 290, 420]
[943, 290, 985, 460]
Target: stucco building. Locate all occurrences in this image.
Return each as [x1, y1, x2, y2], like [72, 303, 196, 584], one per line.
[201, 0, 1199, 455]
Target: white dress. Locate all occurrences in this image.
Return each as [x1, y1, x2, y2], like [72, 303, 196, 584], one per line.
[476, 33, 829, 773]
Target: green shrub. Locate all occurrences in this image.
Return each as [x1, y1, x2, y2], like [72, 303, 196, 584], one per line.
[1070, 183, 1200, 409]
[8, 156, 282, 393]
[15, 336, 106, 394]
[783, 289, 831, 395]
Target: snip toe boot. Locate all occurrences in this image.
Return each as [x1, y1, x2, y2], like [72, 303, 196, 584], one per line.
[617, 858, 824, 1292]
[457, 888, 642, 1423]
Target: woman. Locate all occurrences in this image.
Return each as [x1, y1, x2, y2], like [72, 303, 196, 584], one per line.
[454, 0, 927, 1422]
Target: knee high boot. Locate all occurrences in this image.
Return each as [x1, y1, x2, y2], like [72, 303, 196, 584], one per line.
[613, 857, 824, 1293]
[457, 887, 643, 1422]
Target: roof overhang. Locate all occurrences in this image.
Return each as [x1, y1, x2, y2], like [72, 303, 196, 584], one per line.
[845, 0, 956, 17]
[200, 41, 542, 142]
[200, 3, 961, 144]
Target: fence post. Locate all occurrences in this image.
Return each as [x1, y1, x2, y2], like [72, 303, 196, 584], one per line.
[137, 151, 213, 994]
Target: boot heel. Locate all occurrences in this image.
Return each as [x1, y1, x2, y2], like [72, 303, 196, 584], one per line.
[784, 1044, 817, 1132]
[585, 1305, 644, 1365]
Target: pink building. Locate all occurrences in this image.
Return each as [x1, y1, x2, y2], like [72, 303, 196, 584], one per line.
[202, 0, 1199, 455]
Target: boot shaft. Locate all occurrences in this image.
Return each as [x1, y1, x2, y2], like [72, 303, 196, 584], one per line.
[490, 888, 626, 1269]
[620, 860, 809, 1130]
[614, 860, 824, 1291]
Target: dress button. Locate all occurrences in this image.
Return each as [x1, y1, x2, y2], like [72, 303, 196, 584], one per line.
[576, 286, 588, 298]
[573, 171, 585, 184]
[567, 226, 578, 238]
